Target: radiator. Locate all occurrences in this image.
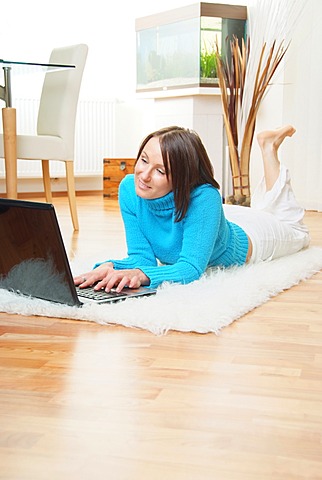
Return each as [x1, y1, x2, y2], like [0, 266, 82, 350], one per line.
[0, 98, 116, 177]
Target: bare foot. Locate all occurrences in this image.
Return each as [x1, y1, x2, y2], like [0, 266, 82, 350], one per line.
[257, 125, 296, 191]
[257, 125, 296, 152]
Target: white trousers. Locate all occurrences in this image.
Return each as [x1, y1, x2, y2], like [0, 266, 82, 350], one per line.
[223, 165, 310, 263]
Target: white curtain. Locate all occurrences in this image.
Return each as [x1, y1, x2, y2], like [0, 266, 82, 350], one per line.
[282, 0, 322, 211]
[249, 0, 322, 212]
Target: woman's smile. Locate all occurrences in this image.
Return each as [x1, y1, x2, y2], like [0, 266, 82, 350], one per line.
[137, 178, 151, 190]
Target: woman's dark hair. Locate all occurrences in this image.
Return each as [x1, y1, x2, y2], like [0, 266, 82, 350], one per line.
[136, 126, 220, 222]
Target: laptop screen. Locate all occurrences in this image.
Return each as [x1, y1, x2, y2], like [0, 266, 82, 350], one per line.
[0, 198, 80, 306]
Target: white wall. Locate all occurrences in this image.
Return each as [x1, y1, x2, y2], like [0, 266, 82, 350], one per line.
[3, 0, 242, 99]
[1, 0, 321, 210]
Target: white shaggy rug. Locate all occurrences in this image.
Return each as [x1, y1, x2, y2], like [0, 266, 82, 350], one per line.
[1, 247, 322, 335]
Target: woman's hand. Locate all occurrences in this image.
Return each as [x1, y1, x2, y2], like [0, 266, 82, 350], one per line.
[74, 262, 115, 288]
[74, 263, 150, 293]
[94, 268, 150, 292]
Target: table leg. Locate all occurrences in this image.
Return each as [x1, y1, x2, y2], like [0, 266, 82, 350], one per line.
[2, 107, 17, 199]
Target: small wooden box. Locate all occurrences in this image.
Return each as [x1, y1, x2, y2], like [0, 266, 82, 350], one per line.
[103, 158, 136, 198]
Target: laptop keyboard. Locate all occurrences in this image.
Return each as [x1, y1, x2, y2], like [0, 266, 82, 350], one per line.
[76, 286, 126, 300]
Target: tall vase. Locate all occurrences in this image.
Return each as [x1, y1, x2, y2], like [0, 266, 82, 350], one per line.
[225, 146, 251, 207]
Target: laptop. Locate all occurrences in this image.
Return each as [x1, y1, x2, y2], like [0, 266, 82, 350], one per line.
[0, 197, 157, 306]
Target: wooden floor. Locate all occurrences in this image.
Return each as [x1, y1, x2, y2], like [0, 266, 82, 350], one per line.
[1, 194, 322, 480]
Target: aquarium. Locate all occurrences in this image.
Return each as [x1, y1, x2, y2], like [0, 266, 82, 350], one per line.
[135, 3, 247, 92]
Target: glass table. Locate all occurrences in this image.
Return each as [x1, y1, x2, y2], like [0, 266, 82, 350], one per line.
[0, 59, 75, 198]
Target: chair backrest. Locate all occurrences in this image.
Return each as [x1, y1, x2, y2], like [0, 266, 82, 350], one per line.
[37, 44, 88, 158]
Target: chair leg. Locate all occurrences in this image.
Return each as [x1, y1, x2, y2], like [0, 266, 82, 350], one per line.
[41, 160, 53, 203]
[2, 108, 18, 199]
[65, 161, 79, 231]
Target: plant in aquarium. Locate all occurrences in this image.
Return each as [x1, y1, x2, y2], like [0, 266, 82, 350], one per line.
[200, 46, 218, 80]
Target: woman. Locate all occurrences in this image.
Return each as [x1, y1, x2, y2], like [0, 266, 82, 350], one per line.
[74, 125, 310, 293]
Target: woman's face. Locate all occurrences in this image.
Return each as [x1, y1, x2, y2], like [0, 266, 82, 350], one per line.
[134, 136, 173, 199]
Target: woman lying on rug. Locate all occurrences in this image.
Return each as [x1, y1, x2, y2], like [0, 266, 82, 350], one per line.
[74, 125, 310, 293]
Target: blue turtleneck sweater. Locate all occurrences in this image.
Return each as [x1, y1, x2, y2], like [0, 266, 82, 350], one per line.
[97, 174, 249, 289]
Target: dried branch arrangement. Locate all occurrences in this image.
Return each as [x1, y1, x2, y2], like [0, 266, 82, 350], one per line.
[216, 36, 288, 205]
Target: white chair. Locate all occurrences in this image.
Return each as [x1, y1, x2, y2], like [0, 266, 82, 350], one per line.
[0, 44, 88, 230]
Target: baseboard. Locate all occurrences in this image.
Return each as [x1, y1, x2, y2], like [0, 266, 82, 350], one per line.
[12, 190, 104, 199]
[0, 175, 103, 197]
